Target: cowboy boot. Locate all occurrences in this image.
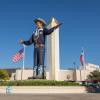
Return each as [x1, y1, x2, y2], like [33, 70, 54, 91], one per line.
[33, 66, 38, 79]
[37, 65, 44, 79]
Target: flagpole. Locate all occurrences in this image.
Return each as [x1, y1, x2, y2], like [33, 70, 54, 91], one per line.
[81, 47, 86, 81]
[80, 47, 84, 82]
[23, 44, 25, 70]
[21, 45, 26, 80]
[83, 47, 86, 81]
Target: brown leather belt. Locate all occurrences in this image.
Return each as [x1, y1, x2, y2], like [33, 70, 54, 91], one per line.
[35, 44, 44, 48]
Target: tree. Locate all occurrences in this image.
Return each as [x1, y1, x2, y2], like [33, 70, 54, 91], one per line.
[0, 70, 10, 80]
[87, 70, 100, 81]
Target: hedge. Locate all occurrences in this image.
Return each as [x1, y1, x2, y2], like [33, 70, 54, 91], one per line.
[0, 80, 80, 86]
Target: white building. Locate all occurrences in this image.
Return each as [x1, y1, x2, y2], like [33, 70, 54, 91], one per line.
[10, 63, 100, 81]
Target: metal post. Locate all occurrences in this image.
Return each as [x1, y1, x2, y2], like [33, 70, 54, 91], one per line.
[21, 45, 26, 80]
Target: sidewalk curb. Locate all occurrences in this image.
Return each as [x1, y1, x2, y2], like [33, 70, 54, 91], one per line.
[0, 86, 87, 94]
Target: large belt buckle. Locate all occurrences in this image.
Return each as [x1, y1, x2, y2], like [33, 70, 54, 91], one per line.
[40, 44, 43, 47]
[36, 44, 44, 48]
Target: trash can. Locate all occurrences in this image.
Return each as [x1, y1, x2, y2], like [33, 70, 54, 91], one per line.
[6, 86, 12, 94]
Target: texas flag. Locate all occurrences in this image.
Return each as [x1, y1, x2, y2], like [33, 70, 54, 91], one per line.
[80, 50, 84, 66]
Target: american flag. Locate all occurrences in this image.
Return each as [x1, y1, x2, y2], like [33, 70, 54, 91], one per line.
[12, 48, 24, 62]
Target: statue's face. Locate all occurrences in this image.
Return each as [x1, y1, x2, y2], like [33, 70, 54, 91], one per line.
[36, 21, 43, 28]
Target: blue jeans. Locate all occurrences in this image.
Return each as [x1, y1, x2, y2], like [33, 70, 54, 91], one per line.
[33, 46, 45, 76]
[34, 46, 45, 66]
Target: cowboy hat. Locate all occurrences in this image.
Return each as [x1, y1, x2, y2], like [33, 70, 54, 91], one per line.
[34, 18, 46, 26]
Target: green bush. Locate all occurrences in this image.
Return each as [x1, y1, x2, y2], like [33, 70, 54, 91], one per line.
[87, 70, 100, 81]
[0, 70, 10, 80]
[0, 80, 80, 86]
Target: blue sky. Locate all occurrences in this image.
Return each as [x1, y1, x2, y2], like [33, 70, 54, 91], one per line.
[0, 0, 100, 69]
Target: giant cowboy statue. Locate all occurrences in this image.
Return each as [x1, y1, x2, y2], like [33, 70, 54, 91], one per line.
[20, 18, 62, 79]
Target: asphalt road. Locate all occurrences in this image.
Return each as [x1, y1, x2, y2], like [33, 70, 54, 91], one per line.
[0, 94, 100, 100]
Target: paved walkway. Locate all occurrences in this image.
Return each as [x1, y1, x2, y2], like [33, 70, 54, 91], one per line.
[0, 94, 99, 100]
[0, 86, 87, 94]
